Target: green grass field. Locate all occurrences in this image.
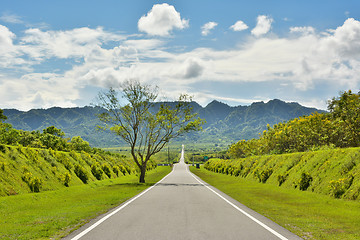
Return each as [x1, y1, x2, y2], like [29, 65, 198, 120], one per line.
[190, 166, 360, 240]
[0, 166, 171, 240]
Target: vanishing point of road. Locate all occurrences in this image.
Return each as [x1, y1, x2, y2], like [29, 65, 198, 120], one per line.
[64, 145, 302, 240]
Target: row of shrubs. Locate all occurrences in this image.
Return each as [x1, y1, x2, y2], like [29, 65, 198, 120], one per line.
[0, 144, 157, 195]
[204, 147, 360, 200]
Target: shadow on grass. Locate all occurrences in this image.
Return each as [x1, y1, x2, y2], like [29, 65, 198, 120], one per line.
[103, 182, 155, 188]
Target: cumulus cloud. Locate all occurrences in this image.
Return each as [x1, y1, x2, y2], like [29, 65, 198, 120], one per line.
[2, 17, 360, 110]
[251, 15, 273, 37]
[230, 20, 248, 31]
[201, 22, 218, 36]
[138, 3, 189, 36]
[21, 27, 124, 60]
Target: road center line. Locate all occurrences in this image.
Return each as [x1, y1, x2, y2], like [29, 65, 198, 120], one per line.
[188, 167, 289, 240]
[70, 168, 174, 240]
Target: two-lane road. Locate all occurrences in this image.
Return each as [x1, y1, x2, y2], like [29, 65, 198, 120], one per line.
[64, 146, 302, 240]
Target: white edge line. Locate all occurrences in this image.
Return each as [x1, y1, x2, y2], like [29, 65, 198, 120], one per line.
[70, 167, 174, 240]
[187, 166, 289, 240]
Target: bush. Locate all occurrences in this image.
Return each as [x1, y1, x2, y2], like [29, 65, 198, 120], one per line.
[277, 174, 288, 186]
[112, 165, 119, 176]
[74, 164, 89, 183]
[299, 172, 313, 191]
[102, 163, 112, 178]
[22, 171, 43, 192]
[0, 162, 6, 171]
[29, 177, 43, 192]
[329, 176, 354, 198]
[256, 168, 273, 183]
[91, 162, 104, 180]
[61, 172, 71, 187]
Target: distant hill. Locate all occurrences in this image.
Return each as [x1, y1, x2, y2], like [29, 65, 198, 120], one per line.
[3, 100, 323, 148]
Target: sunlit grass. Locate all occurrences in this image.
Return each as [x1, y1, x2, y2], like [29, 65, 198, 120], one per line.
[191, 166, 360, 240]
[0, 166, 171, 240]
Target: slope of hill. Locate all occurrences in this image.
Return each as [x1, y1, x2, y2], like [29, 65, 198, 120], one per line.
[0, 144, 141, 196]
[3, 100, 323, 148]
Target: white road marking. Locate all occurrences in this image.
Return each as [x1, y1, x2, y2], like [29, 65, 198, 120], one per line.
[188, 167, 289, 240]
[70, 168, 174, 240]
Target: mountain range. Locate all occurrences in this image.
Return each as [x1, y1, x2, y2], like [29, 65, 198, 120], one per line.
[3, 99, 323, 148]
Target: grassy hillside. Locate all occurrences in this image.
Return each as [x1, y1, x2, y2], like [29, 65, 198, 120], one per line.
[0, 144, 157, 197]
[204, 147, 360, 200]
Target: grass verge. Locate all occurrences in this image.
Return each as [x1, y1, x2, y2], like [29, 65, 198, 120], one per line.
[190, 166, 360, 240]
[0, 166, 171, 240]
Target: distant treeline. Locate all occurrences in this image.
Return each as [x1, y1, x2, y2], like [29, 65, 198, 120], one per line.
[0, 109, 100, 154]
[229, 90, 360, 158]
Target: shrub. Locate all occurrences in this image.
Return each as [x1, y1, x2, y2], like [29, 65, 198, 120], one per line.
[112, 165, 120, 176]
[74, 164, 89, 183]
[277, 174, 288, 186]
[299, 172, 313, 191]
[91, 162, 103, 180]
[29, 177, 43, 192]
[22, 171, 43, 192]
[102, 163, 112, 178]
[329, 176, 354, 198]
[341, 159, 356, 174]
[61, 172, 71, 187]
[256, 168, 273, 183]
[0, 162, 6, 171]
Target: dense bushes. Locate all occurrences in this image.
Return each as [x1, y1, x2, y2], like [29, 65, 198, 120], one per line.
[204, 147, 360, 200]
[0, 144, 140, 196]
[229, 90, 360, 158]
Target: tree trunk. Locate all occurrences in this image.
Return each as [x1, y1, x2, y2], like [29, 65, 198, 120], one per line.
[139, 164, 146, 183]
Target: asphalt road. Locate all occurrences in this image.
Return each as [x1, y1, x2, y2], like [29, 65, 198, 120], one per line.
[64, 146, 302, 240]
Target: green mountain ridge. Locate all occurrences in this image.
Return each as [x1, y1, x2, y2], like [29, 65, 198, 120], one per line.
[3, 99, 323, 148]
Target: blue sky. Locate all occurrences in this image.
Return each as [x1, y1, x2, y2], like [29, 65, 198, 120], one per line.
[1, 0, 360, 110]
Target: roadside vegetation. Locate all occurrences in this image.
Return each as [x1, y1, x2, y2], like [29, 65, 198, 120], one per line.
[190, 90, 360, 239]
[229, 90, 360, 158]
[0, 166, 171, 240]
[191, 166, 360, 240]
[204, 147, 360, 200]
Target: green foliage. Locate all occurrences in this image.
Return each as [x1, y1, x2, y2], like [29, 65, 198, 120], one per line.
[112, 165, 120, 176]
[21, 171, 43, 192]
[0, 109, 7, 122]
[0, 144, 137, 197]
[298, 173, 312, 191]
[0, 161, 6, 171]
[256, 168, 273, 183]
[329, 176, 354, 198]
[70, 136, 92, 152]
[101, 163, 112, 178]
[74, 164, 89, 183]
[277, 174, 288, 186]
[228, 90, 360, 158]
[96, 80, 203, 183]
[204, 147, 360, 200]
[61, 172, 71, 187]
[91, 162, 104, 180]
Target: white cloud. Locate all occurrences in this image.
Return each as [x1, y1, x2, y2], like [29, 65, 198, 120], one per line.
[0, 13, 24, 24]
[251, 15, 273, 37]
[230, 20, 248, 32]
[201, 22, 218, 36]
[138, 3, 189, 36]
[21, 27, 124, 60]
[2, 18, 360, 110]
[290, 26, 315, 35]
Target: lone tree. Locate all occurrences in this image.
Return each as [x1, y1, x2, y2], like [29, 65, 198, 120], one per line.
[96, 80, 204, 183]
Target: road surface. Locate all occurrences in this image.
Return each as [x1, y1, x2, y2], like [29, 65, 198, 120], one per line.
[64, 145, 302, 240]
